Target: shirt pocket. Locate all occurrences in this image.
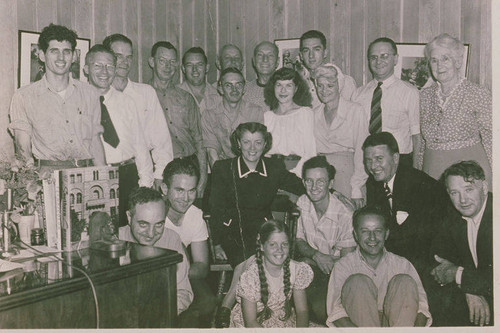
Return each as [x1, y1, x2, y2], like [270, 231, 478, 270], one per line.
[384, 112, 402, 130]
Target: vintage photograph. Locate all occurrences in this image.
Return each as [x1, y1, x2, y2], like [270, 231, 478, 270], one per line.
[275, 38, 302, 71]
[18, 30, 89, 88]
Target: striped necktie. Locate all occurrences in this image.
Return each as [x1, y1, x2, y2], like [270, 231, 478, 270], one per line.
[100, 96, 120, 148]
[384, 182, 393, 211]
[369, 81, 383, 134]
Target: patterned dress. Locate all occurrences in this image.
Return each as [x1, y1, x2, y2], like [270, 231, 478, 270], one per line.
[230, 260, 313, 328]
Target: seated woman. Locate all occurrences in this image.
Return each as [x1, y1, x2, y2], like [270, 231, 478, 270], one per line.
[230, 220, 313, 328]
[313, 65, 369, 208]
[263, 67, 316, 177]
[209, 122, 305, 326]
[418, 33, 491, 188]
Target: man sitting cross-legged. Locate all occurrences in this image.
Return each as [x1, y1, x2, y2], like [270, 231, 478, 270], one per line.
[119, 187, 193, 315]
[326, 206, 432, 327]
[160, 158, 217, 328]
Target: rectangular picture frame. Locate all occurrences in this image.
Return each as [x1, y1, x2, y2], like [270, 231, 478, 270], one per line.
[394, 42, 470, 90]
[18, 30, 90, 88]
[274, 38, 301, 71]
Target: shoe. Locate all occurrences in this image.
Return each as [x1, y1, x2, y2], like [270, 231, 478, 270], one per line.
[215, 306, 231, 328]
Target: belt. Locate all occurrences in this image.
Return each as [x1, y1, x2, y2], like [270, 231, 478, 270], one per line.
[271, 154, 301, 161]
[38, 159, 93, 168]
[110, 157, 135, 167]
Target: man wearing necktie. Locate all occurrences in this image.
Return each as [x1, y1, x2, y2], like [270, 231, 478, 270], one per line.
[84, 44, 154, 227]
[353, 37, 422, 168]
[362, 132, 452, 323]
[430, 161, 492, 326]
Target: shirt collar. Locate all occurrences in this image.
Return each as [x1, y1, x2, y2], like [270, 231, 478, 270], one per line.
[36, 74, 77, 96]
[373, 74, 396, 88]
[238, 156, 267, 178]
[386, 173, 396, 192]
[356, 246, 388, 270]
[463, 194, 488, 225]
[102, 85, 117, 101]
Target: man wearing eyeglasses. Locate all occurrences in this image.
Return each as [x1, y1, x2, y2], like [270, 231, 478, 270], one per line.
[149, 41, 208, 199]
[201, 68, 264, 167]
[85, 44, 154, 227]
[295, 156, 357, 324]
[9, 24, 106, 171]
[352, 37, 421, 169]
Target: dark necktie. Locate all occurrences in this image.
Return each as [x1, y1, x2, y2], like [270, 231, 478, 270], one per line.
[384, 182, 393, 211]
[100, 96, 120, 148]
[369, 81, 383, 134]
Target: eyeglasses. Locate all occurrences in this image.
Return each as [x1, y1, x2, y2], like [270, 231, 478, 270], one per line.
[369, 53, 394, 62]
[429, 55, 453, 65]
[91, 63, 116, 72]
[304, 178, 328, 188]
[157, 58, 177, 67]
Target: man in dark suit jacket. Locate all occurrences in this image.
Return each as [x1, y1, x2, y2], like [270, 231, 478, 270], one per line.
[430, 161, 492, 327]
[362, 132, 452, 325]
[362, 132, 450, 275]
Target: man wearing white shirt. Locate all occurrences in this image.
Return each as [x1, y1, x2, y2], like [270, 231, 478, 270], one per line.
[160, 158, 215, 328]
[298, 30, 358, 107]
[84, 44, 153, 227]
[352, 37, 421, 168]
[430, 161, 492, 326]
[103, 34, 174, 191]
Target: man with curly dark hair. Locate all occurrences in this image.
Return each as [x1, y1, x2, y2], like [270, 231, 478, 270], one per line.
[10, 24, 105, 171]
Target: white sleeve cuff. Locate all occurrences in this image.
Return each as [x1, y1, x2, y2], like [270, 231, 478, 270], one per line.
[455, 266, 464, 286]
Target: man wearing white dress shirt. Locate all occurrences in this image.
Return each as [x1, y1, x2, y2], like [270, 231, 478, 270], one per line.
[84, 44, 153, 227]
[103, 34, 173, 191]
[430, 161, 492, 326]
[352, 37, 421, 168]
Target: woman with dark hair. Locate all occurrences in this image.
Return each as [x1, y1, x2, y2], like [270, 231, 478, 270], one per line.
[209, 121, 305, 326]
[418, 33, 491, 188]
[263, 67, 316, 177]
[230, 220, 313, 327]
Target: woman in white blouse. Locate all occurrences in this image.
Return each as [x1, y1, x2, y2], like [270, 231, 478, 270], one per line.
[263, 67, 315, 177]
[313, 65, 368, 208]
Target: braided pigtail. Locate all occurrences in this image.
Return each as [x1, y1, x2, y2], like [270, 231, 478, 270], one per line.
[279, 256, 292, 321]
[256, 237, 272, 324]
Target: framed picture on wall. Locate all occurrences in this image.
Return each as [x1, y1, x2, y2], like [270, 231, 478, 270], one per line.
[394, 43, 470, 90]
[18, 30, 90, 88]
[274, 38, 302, 71]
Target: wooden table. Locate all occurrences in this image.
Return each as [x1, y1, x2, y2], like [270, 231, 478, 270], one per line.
[0, 242, 182, 328]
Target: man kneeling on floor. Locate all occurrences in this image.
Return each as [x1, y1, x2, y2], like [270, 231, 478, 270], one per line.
[326, 206, 432, 327]
[119, 187, 193, 316]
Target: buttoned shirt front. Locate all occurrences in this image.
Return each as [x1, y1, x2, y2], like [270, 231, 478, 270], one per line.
[151, 83, 204, 159]
[463, 197, 488, 268]
[326, 248, 432, 326]
[101, 87, 153, 187]
[314, 99, 369, 198]
[202, 99, 264, 160]
[353, 75, 420, 154]
[243, 80, 268, 111]
[177, 80, 220, 114]
[122, 79, 173, 180]
[296, 193, 356, 257]
[119, 225, 193, 313]
[9, 75, 103, 163]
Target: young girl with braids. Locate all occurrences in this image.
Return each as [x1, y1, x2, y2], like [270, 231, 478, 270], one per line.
[230, 220, 313, 327]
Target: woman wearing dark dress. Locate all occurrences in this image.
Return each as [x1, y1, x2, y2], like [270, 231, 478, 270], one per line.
[209, 122, 305, 327]
[209, 122, 305, 267]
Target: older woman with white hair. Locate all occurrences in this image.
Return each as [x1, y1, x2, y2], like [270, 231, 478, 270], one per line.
[418, 33, 491, 188]
[313, 65, 369, 208]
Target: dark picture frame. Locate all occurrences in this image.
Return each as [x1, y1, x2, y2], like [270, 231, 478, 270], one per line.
[18, 30, 90, 88]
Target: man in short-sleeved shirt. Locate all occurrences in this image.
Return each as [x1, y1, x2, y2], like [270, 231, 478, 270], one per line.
[103, 34, 174, 191]
[352, 37, 421, 168]
[295, 156, 356, 324]
[160, 158, 215, 328]
[178, 47, 220, 115]
[202, 68, 264, 167]
[9, 24, 105, 169]
[149, 41, 208, 196]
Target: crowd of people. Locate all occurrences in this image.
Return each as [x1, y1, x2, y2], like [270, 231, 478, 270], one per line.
[8, 23, 492, 328]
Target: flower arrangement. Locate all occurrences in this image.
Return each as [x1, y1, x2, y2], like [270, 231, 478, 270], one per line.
[0, 160, 43, 216]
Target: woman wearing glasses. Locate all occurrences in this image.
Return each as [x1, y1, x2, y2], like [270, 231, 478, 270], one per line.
[418, 33, 491, 188]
